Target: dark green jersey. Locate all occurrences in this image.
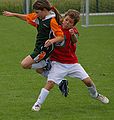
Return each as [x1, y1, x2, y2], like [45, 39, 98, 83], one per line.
[26, 11, 64, 60]
[35, 17, 53, 51]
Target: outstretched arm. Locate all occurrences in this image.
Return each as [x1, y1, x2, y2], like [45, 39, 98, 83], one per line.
[3, 11, 27, 21]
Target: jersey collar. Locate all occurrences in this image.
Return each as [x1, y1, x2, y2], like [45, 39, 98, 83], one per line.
[42, 11, 56, 21]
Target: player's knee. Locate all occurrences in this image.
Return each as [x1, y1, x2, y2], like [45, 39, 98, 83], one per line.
[21, 61, 29, 69]
[48, 81, 55, 86]
[45, 81, 55, 91]
[83, 77, 93, 87]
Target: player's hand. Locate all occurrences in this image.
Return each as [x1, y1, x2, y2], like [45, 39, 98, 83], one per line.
[3, 11, 14, 17]
[44, 39, 53, 47]
[69, 28, 75, 35]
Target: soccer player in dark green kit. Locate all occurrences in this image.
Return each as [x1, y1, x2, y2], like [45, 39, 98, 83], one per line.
[3, 0, 64, 70]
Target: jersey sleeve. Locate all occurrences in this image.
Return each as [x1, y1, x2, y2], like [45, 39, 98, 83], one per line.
[26, 13, 38, 27]
[50, 18, 64, 37]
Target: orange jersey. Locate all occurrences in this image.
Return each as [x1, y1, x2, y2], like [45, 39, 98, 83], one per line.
[26, 13, 38, 27]
[26, 12, 64, 37]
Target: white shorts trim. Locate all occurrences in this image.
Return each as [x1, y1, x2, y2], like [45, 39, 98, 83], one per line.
[47, 61, 89, 85]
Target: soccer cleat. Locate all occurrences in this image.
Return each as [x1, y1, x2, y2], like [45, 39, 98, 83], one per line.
[32, 103, 41, 112]
[96, 94, 109, 104]
[59, 79, 69, 97]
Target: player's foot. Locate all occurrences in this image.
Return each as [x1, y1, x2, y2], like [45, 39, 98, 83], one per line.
[96, 94, 109, 104]
[59, 79, 69, 97]
[32, 103, 41, 112]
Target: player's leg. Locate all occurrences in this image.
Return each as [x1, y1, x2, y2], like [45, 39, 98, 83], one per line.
[32, 79, 69, 111]
[34, 58, 50, 77]
[21, 48, 47, 69]
[32, 81, 55, 111]
[83, 77, 109, 104]
[36, 69, 69, 96]
[68, 63, 109, 104]
[32, 61, 68, 111]
[32, 61, 57, 112]
[21, 49, 40, 69]
[36, 66, 69, 95]
[82, 77, 98, 97]
[47, 61, 69, 97]
[21, 55, 35, 69]
[35, 60, 69, 95]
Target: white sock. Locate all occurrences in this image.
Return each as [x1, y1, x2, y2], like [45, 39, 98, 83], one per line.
[31, 63, 38, 69]
[41, 70, 49, 78]
[36, 88, 49, 105]
[88, 84, 98, 98]
[31, 60, 46, 69]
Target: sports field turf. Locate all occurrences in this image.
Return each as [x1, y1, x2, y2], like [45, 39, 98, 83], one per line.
[0, 15, 114, 120]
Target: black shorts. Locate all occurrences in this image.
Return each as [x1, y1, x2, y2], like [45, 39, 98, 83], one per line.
[30, 44, 54, 61]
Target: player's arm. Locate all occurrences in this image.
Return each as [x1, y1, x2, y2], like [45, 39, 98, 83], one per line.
[69, 28, 79, 44]
[3, 11, 27, 21]
[44, 18, 64, 47]
[3, 11, 38, 27]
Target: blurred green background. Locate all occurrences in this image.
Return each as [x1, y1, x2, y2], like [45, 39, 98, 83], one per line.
[0, 0, 114, 14]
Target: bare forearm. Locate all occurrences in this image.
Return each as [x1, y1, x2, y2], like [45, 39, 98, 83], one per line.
[12, 13, 27, 21]
[51, 36, 64, 43]
[71, 34, 78, 44]
[44, 36, 64, 47]
[3, 11, 27, 21]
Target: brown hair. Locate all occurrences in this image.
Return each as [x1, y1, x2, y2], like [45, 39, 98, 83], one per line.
[65, 9, 80, 25]
[33, 0, 62, 24]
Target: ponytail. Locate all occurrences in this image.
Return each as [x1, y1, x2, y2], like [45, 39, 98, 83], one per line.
[51, 6, 62, 25]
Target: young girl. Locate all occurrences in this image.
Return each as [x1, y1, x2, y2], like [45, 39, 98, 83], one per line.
[32, 9, 109, 112]
[3, 0, 64, 70]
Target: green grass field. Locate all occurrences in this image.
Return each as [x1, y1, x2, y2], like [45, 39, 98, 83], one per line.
[0, 15, 114, 120]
